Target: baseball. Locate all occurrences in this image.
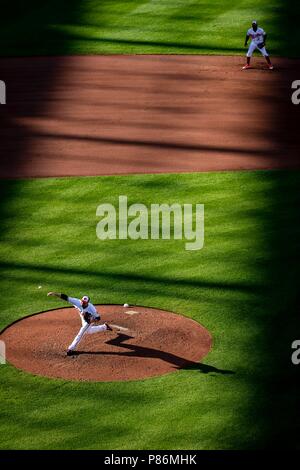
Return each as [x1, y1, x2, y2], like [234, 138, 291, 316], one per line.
[123, 303, 129, 308]
[38, 286, 42, 289]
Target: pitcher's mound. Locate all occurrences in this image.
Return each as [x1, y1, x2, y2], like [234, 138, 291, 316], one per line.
[0, 305, 212, 382]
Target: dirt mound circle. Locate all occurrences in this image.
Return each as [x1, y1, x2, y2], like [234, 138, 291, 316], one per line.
[0, 305, 212, 382]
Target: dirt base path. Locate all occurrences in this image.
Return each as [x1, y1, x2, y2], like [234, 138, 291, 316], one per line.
[1, 55, 299, 178]
[0, 305, 212, 382]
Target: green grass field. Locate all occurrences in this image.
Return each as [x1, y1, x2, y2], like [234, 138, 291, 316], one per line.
[1, 0, 300, 452]
[0, 0, 299, 57]
[0, 171, 299, 449]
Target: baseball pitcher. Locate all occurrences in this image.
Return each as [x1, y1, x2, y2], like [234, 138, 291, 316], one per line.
[243, 20, 274, 70]
[47, 292, 112, 356]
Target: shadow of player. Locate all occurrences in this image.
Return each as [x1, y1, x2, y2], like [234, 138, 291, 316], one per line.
[78, 333, 234, 375]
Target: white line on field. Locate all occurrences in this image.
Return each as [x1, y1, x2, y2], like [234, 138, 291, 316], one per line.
[125, 310, 139, 315]
[110, 324, 129, 332]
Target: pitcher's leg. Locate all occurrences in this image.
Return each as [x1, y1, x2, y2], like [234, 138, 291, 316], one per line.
[87, 323, 110, 334]
[68, 323, 90, 351]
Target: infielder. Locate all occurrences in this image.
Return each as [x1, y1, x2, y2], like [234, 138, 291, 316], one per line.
[243, 20, 274, 70]
[47, 292, 112, 356]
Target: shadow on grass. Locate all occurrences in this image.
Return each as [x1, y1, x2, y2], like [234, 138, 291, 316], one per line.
[184, 363, 235, 375]
[0, 1, 249, 56]
[51, 32, 245, 55]
[0, 259, 268, 296]
[251, 0, 300, 449]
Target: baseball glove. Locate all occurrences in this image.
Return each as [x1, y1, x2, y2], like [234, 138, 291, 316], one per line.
[83, 312, 92, 324]
[257, 42, 265, 49]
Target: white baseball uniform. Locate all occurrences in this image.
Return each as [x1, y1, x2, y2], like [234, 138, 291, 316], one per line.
[246, 27, 269, 57]
[67, 296, 108, 351]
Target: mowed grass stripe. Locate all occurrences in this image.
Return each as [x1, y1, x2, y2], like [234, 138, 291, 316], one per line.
[0, 0, 297, 56]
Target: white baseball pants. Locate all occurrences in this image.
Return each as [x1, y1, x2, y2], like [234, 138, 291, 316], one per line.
[247, 42, 269, 57]
[68, 322, 108, 351]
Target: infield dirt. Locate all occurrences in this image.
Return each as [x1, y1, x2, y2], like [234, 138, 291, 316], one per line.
[1, 55, 299, 178]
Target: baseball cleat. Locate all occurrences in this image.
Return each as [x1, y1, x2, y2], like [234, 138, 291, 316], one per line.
[105, 322, 113, 331]
[242, 64, 251, 70]
[268, 65, 274, 70]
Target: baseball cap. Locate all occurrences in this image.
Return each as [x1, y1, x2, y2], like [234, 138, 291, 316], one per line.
[252, 20, 257, 24]
[81, 295, 90, 303]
